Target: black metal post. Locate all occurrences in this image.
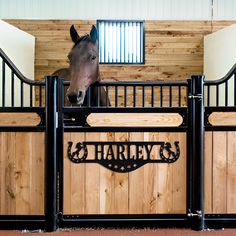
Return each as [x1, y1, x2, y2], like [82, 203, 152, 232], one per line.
[187, 75, 205, 230]
[57, 78, 64, 215]
[45, 76, 58, 232]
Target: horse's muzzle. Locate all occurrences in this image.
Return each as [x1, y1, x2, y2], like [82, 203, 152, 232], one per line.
[67, 91, 85, 105]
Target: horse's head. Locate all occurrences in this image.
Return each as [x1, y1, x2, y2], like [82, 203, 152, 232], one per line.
[66, 25, 99, 105]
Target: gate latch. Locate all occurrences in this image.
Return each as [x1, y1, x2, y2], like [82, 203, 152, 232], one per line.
[188, 94, 203, 100]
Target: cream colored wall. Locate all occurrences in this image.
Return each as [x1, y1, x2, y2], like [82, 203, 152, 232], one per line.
[0, 20, 35, 106]
[204, 23, 236, 106]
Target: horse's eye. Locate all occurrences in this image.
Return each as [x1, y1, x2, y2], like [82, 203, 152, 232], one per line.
[91, 55, 96, 60]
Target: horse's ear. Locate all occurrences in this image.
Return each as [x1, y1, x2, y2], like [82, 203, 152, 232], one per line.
[70, 25, 80, 43]
[90, 25, 98, 42]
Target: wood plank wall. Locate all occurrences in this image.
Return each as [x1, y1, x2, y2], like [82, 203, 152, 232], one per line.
[5, 20, 236, 83]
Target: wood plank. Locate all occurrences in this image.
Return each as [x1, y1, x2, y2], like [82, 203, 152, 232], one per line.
[99, 132, 115, 214]
[0, 132, 16, 214]
[15, 133, 31, 214]
[85, 133, 100, 214]
[155, 133, 173, 213]
[30, 133, 45, 214]
[129, 132, 145, 214]
[172, 133, 186, 213]
[113, 133, 129, 214]
[212, 132, 227, 213]
[87, 113, 183, 127]
[204, 132, 213, 214]
[227, 132, 236, 213]
[63, 132, 72, 214]
[0, 113, 41, 126]
[143, 132, 157, 214]
[70, 132, 86, 214]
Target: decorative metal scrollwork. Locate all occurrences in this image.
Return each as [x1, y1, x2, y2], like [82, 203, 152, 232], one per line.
[67, 141, 180, 173]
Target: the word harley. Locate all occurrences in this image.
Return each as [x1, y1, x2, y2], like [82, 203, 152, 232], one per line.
[67, 141, 180, 173]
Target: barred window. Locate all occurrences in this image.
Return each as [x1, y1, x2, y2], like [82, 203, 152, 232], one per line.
[97, 20, 145, 64]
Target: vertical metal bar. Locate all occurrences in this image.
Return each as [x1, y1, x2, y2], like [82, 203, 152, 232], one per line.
[188, 75, 205, 231]
[169, 86, 172, 107]
[30, 85, 33, 107]
[11, 71, 14, 107]
[97, 85, 100, 107]
[2, 60, 5, 107]
[115, 85, 118, 107]
[88, 87, 91, 107]
[178, 86, 181, 107]
[57, 78, 64, 217]
[225, 80, 228, 106]
[142, 85, 145, 107]
[216, 84, 219, 106]
[20, 81, 24, 107]
[151, 86, 154, 107]
[133, 85, 136, 107]
[187, 79, 193, 222]
[39, 85, 42, 107]
[124, 86, 127, 107]
[160, 85, 163, 107]
[106, 85, 109, 107]
[45, 76, 58, 232]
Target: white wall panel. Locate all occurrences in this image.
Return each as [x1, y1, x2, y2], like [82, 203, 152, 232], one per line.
[213, 0, 236, 20]
[0, 0, 212, 20]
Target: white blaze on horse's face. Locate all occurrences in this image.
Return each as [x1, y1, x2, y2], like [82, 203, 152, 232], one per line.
[66, 25, 99, 106]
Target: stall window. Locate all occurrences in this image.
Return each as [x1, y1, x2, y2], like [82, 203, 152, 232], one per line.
[97, 20, 145, 64]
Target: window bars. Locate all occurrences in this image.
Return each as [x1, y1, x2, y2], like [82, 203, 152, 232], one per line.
[97, 20, 145, 64]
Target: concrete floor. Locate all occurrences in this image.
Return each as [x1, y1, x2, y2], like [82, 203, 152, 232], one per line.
[0, 229, 235, 236]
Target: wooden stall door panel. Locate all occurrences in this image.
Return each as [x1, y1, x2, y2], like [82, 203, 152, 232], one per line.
[205, 131, 236, 214]
[227, 132, 236, 213]
[84, 133, 100, 214]
[0, 132, 44, 215]
[29, 132, 45, 214]
[0, 132, 16, 215]
[212, 132, 227, 213]
[143, 132, 157, 214]
[129, 132, 145, 214]
[70, 133, 86, 215]
[204, 132, 213, 214]
[154, 132, 186, 214]
[63, 133, 72, 214]
[172, 133, 186, 213]
[99, 132, 115, 214]
[64, 132, 186, 215]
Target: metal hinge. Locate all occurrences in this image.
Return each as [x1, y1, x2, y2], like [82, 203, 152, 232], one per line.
[188, 94, 203, 100]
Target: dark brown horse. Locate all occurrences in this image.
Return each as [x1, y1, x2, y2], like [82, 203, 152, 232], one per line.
[52, 25, 109, 106]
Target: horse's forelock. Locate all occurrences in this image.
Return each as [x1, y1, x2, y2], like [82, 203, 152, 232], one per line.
[73, 34, 96, 48]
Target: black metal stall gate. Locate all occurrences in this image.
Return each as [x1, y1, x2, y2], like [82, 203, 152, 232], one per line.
[0, 48, 236, 231]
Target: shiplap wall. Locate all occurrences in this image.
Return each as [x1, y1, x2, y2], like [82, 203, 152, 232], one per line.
[0, 0, 233, 20]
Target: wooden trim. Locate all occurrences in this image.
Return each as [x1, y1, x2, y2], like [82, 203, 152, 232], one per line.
[0, 113, 41, 126]
[86, 113, 183, 127]
[209, 112, 236, 126]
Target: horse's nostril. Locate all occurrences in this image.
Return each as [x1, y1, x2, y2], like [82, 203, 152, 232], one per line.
[67, 94, 77, 104]
[78, 91, 83, 98]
